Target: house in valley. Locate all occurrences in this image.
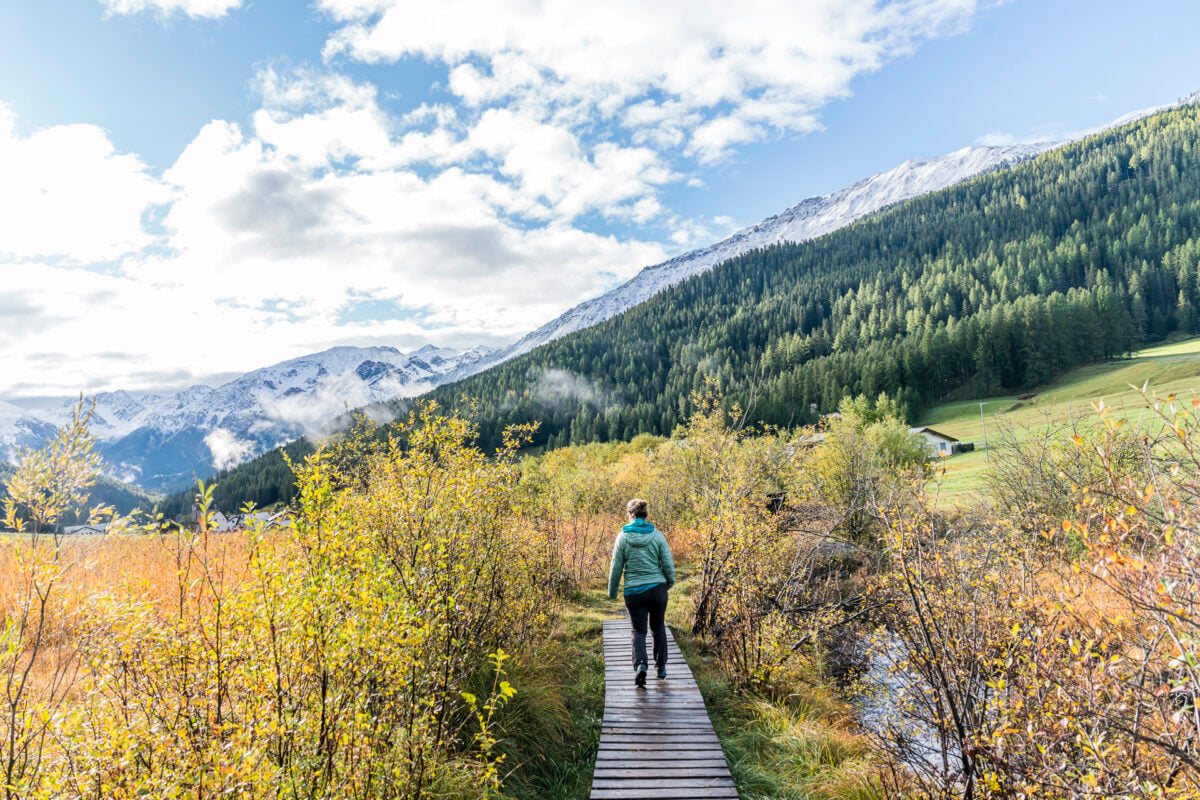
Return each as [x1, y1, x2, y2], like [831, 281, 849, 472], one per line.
[908, 426, 970, 456]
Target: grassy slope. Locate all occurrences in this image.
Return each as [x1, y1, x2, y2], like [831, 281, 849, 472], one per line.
[672, 568, 879, 798]
[917, 336, 1200, 504]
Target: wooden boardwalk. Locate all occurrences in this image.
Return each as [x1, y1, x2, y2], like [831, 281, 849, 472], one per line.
[590, 618, 737, 799]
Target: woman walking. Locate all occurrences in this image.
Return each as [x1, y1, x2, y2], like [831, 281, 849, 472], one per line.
[607, 498, 676, 687]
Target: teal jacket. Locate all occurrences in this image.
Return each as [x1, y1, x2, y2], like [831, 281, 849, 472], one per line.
[607, 519, 676, 599]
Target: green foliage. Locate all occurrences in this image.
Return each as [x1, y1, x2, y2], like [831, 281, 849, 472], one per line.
[0, 402, 122, 800]
[2, 399, 108, 534]
[0, 404, 559, 799]
[460, 651, 517, 798]
[519, 435, 664, 588]
[673, 625, 883, 800]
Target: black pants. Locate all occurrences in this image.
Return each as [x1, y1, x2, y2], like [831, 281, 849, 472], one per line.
[624, 583, 669, 671]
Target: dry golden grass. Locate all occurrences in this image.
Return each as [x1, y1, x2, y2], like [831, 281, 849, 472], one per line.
[0, 532, 263, 699]
[0, 533, 259, 615]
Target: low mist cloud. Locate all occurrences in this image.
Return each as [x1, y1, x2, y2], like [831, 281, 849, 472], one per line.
[204, 428, 255, 470]
[532, 368, 611, 412]
[259, 374, 424, 440]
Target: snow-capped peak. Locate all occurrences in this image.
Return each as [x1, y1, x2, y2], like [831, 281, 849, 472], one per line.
[5, 343, 494, 491]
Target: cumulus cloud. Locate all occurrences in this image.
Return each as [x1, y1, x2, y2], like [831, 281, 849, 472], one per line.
[100, 0, 244, 19]
[319, 0, 992, 163]
[0, 104, 168, 262]
[0, 72, 668, 398]
[204, 428, 255, 470]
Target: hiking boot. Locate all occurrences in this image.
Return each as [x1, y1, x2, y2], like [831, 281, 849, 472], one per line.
[634, 662, 647, 688]
[656, 668, 667, 680]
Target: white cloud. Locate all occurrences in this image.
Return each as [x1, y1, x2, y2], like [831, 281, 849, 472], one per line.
[532, 368, 610, 412]
[467, 108, 673, 220]
[0, 73, 668, 398]
[319, 0, 991, 163]
[1, 1, 999, 399]
[100, 0, 244, 19]
[975, 131, 1021, 146]
[204, 428, 255, 470]
[0, 104, 168, 262]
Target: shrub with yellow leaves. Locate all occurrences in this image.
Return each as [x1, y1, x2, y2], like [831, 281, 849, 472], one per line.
[1, 402, 551, 799]
[872, 392, 1200, 798]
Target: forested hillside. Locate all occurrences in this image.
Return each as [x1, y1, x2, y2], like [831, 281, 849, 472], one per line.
[0, 461, 157, 521]
[173, 102, 1200, 511]
[157, 438, 315, 517]
[425, 104, 1200, 451]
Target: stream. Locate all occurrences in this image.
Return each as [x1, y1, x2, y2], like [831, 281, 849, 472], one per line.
[855, 632, 959, 776]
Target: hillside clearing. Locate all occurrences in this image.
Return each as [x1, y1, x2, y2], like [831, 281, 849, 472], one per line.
[919, 335, 1200, 504]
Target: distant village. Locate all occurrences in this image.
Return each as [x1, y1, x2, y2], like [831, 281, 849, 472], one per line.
[62, 509, 293, 536]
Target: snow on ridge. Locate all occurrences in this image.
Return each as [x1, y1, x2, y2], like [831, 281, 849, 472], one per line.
[485, 142, 1055, 368]
[0, 399, 58, 465]
[2, 343, 495, 487]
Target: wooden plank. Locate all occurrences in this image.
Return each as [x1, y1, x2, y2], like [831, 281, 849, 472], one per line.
[598, 741, 724, 750]
[597, 754, 728, 763]
[592, 777, 737, 789]
[590, 620, 738, 800]
[598, 743, 722, 750]
[600, 720, 718, 726]
[590, 791, 739, 796]
[595, 755, 729, 765]
[600, 738, 720, 753]
[595, 766, 734, 778]
[601, 724, 716, 732]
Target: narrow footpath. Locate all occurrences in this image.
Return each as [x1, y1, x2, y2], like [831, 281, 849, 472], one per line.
[590, 618, 738, 800]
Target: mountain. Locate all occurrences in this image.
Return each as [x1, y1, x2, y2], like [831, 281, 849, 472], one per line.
[12, 344, 494, 493]
[478, 143, 1055, 369]
[190, 97, 1200, 513]
[0, 400, 58, 465]
[470, 92, 1200, 372]
[11, 93, 1199, 499]
[407, 100, 1200, 453]
[2, 145, 1054, 493]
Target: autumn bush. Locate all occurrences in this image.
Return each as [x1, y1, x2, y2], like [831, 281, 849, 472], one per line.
[871, 393, 1200, 798]
[643, 391, 920, 692]
[10, 388, 1200, 799]
[0, 403, 553, 799]
[519, 435, 662, 589]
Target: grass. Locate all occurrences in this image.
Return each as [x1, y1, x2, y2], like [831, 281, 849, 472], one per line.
[496, 587, 610, 800]
[592, 564, 883, 800]
[916, 334, 1200, 504]
[667, 625, 882, 800]
[538, 569, 883, 799]
[0, 530, 611, 800]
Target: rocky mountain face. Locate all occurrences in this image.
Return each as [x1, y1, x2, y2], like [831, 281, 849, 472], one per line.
[0, 400, 59, 465]
[3, 345, 493, 492]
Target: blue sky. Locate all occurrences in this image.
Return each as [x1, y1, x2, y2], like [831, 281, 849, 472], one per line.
[1, 0, 1198, 398]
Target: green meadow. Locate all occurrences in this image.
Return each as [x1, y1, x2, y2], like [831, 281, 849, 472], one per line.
[918, 336, 1200, 505]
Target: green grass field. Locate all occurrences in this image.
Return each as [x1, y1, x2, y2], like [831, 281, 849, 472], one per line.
[916, 335, 1200, 505]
